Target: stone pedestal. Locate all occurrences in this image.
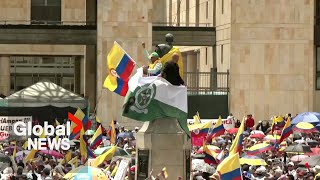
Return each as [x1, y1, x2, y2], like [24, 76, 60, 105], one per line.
[135, 118, 191, 180]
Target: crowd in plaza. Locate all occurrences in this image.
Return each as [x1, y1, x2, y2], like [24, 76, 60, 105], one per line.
[189, 113, 320, 180]
[0, 112, 318, 180]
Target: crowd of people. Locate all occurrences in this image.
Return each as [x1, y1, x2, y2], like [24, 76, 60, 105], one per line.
[190, 113, 320, 180]
[0, 113, 318, 180]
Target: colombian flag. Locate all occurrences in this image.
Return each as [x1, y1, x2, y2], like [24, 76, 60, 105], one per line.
[79, 128, 87, 160]
[69, 108, 91, 140]
[229, 117, 245, 155]
[217, 153, 242, 180]
[279, 117, 292, 143]
[103, 41, 135, 96]
[206, 116, 225, 142]
[96, 116, 105, 134]
[203, 143, 217, 165]
[107, 120, 116, 144]
[271, 115, 285, 134]
[90, 125, 103, 149]
[189, 121, 212, 146]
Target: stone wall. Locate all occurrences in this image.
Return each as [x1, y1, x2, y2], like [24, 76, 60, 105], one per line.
[96, 0, 154, 129]
[229, 0, 314, 121]
[0, 0, 30, 24]
[61, 0, 86, 25]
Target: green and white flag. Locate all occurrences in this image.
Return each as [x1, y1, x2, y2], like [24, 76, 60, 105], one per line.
[122, 68, 189, 134]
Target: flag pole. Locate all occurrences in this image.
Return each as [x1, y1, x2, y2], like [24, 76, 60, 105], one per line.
[113, 41, 140, 66]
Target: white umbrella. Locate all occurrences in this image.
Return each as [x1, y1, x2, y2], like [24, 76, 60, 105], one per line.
[250, 130, 264, 135]
[192, 159, 215, 173]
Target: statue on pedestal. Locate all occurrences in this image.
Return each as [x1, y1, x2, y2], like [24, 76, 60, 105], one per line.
[155, 33, 174, 58]
[123, 33, 190, 180]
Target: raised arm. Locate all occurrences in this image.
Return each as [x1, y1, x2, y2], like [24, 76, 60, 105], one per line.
[142, 42, 152, 63]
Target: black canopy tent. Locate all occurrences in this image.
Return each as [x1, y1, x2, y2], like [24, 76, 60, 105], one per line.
[0, 81, 88, 124]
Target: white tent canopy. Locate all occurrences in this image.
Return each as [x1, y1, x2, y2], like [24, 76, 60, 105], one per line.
[4, 81, 87, 108]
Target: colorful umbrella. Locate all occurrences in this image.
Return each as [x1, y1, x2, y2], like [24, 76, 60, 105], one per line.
[290, 155, 309, 162]
[246, 143, 273, 155]
[291, 112, 320, 125]
[197, 145, 221, 154]
[293, 122, 318, 133]
[15, 150, 30, 162]
[38, 150, 63, 159]
[285, 144, 312, 154]
[263, 135, 280, 143]
[304, 148, 320, 156]
[298, 155, 320, 167]
[226, 128, 238, 134]
[3, 146, 23, 155]
[249, 133, 265, 139]
[240, 155, 267, 166]
[63, 166, 107, 180]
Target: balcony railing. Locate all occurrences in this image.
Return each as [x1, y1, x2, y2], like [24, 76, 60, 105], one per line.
[184, 69, 229, 95]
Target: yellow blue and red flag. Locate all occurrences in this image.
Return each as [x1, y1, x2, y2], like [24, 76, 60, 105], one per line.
[90, 125, 103, 149]
[279, 117, 292, 143]
[189, 121, 212, 146]
[107, 120, 116, 144]
[69, 108, 91, 140]
[271, 115, 285, 134]
[217, 153, 242, 180]
[203, 143, 217, 165]
[103, 41, 135, 96]
[96, 116, 105, 134]
[206, 116, 225, 141]
[229, 117, 245, 155]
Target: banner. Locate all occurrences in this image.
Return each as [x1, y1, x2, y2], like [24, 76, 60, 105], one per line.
[0, 116, 32, 140]
[122, 68, 189, 134]
[114, 159, 130, 180]
[187, 119, 235, 130]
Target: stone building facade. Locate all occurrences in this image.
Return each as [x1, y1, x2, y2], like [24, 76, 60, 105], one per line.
[167, 0, 317, 121]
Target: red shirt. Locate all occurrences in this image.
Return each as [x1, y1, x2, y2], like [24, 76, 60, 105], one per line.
[246, 118, 255, 128]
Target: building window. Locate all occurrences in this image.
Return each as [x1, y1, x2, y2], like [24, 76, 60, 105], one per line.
[10, 56, 76, 92]
[316, 47, 320, 90]
[31, 0, 61, 25]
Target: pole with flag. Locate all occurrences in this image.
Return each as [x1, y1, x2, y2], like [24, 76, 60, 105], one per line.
[229, 117, 245, 155]
[108, 120, 116, 144]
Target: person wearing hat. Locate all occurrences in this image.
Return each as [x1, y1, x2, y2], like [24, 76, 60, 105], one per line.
[254, 166, 267, 180]
[287, 162, 297, 179]
[142, 51, 162, 76]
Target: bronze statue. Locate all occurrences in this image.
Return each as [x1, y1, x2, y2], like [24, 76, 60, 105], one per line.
[154, 33, 174, 58]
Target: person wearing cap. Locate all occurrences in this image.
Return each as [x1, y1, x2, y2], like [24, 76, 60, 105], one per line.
[287, 162, 297, 179]
[254, 166, 266, 180]
[142, 52, 163, 76]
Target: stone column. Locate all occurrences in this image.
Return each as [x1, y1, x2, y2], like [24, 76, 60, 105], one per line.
[96, 0, 152, 129]
[80, 56, 85, 95]
[135, 118, 191, 180]
[0, 56, 10, 96]
[74, 56, 81, 94]
[84, 45, 96, 113]
[186, 52, 197, 91]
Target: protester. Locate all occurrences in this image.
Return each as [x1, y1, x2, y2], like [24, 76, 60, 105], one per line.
[142, 52, 162, 76]
[161, 53, 184, 86]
